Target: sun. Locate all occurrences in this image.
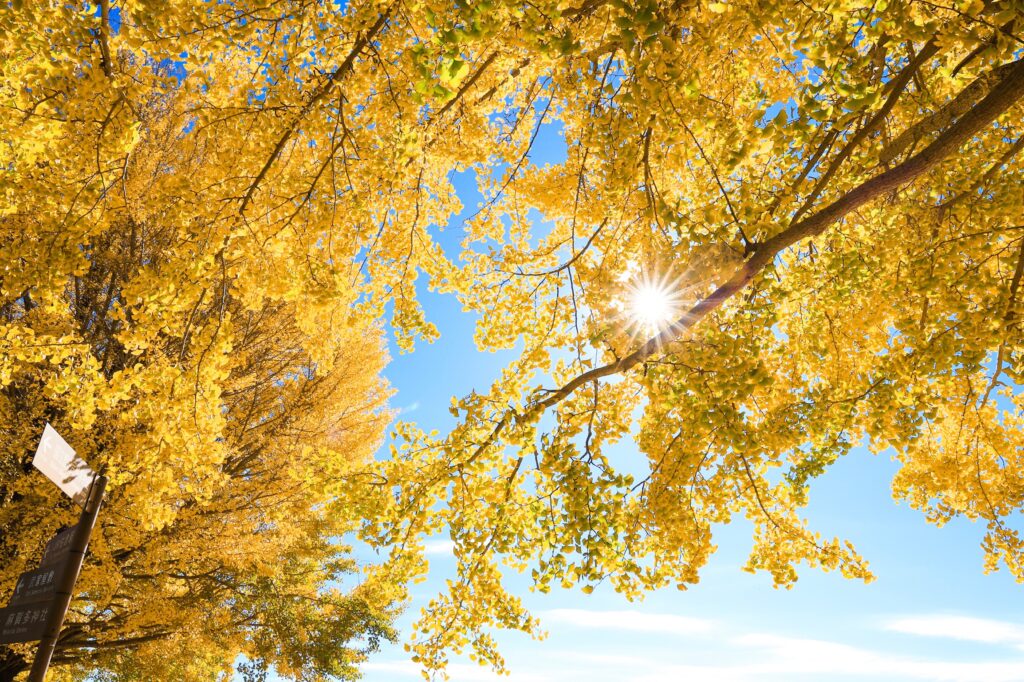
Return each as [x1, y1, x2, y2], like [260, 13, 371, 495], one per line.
[622, 271, 684, 336]
[630, 283, 675, 330]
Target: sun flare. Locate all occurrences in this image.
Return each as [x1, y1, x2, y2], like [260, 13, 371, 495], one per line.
[622, 272, 684, 335]
[630, 284, 674, 329]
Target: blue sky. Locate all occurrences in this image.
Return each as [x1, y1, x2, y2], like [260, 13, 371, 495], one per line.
[351, 126, 1024, 681]
[63, 7, 1024, 679]
[359, 279, 1024, 681]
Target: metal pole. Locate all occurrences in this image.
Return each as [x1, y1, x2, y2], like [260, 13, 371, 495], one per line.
[27, 474, 107, 682]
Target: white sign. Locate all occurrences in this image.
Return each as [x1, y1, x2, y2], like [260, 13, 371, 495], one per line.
[32, 424, 94, 506]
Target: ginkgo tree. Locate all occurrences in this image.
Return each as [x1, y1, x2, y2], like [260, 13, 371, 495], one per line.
[2, 0, 1024, 679]
[365, 0, 1024, 673]
[0, 4, 414, 680]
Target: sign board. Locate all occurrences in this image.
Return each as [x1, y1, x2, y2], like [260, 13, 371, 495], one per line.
[7, 565, 63, 608]
[0, 601, 53, 644]
[32, 424, 94, 506]
[39, 525, 77, 568]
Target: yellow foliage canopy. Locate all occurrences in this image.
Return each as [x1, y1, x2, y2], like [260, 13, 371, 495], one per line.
[2, 0, 1024, 679]
[1, 5, 404, 681]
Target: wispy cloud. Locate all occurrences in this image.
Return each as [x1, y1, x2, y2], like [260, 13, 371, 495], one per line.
[884, 614, 1024, 649]
[398, 401, 421, 414]
[541, 608, 713, 636]
[530, 619, 1024, 682]
[362, 661, 421, 677]
[423, 539, 455, 556]
[728, 632, 1024, 681]
[621, 633, 1024, 682]
[364, 614, 1024, 682]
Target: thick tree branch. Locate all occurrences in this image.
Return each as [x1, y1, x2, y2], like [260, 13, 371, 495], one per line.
[790, 39, 940, 224]
[530, 55, 1024, 417]
[880, 60, 1017, 164]
[458, 56, 1024, 469]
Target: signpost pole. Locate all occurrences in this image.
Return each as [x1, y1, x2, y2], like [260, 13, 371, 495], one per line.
[26, 474, 107, 682]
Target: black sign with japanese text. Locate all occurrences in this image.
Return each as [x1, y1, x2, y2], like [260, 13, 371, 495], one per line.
[39, 524, 76, 568]
[7, 564, 63, 608]
[0, 525, 78, 643]
[0, 601, 53, 644]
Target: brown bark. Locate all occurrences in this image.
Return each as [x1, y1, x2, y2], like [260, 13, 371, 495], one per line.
[532, 55, 1024, 414]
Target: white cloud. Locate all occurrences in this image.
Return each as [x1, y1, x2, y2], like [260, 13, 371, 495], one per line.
[552, 651, 653, 667]
[884, 614, 1024, 649]
[541, 608, 714, 636]
[365, 614, 1024, 682]
[625, 658, 1024, 682]
[681, 632, 1024, 682]
[423, 539, 455, 556]
[362, 661, 422, 677]
[546, 628, 1024, 682]
[399, 401, 421, 414]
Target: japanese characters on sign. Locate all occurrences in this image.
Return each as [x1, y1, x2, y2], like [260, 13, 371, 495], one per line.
[0, 426, 103, 657]
[38, 524, 76, 568]
[0, 601, 52, 644]
[8, 565, 64, 608]
[0, 525, 76, 644]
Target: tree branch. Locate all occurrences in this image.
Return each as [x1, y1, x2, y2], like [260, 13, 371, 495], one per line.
[97, 0, 114, 78]
[239, 6, 394, 215]
[880, 60, 1017, 164]
[790, 38, 940, 223]
[455, 56, 1024, 470]
[530, 55, 1024, 418]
